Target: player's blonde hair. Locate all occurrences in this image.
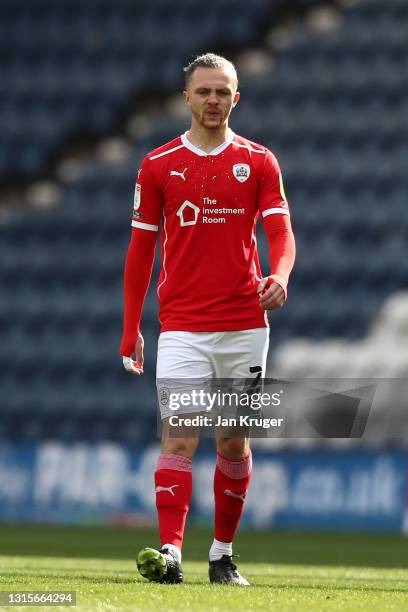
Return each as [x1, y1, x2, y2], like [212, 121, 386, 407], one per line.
[183, 53, 238, 88]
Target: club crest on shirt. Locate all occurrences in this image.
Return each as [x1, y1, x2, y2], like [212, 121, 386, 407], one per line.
[134, 183, 141, 210]
[233, 164, 250, 183]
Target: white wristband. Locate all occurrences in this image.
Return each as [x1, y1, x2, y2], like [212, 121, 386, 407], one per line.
[122, 356, 135, 372]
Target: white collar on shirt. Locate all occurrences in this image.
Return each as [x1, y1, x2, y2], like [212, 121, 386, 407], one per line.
[181, 130, 235, 156]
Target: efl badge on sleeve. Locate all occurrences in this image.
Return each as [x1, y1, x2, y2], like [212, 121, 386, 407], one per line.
[279, 171, 287, 202]
[233, 164, 250, 183]
[133, 183, 141, 211]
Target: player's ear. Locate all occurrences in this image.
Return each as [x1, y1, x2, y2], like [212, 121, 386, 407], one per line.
[183, 89, 190, 106]
[232, 91, 240, 108]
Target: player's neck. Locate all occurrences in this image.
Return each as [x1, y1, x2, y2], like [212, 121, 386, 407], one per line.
[186, 124, 233, 154]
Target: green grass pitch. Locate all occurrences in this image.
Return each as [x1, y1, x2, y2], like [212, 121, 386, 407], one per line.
[0, 525, 407, 611]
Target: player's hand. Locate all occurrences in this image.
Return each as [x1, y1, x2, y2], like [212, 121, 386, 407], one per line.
[257, 277, 286, 310]
[122, 333, 144, 375]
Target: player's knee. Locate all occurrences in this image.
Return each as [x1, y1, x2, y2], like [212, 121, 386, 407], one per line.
[161, 437, 198, 458]
[217, 437, 249, 460]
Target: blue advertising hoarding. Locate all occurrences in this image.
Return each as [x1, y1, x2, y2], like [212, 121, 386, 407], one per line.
[0, 442, 406, 532]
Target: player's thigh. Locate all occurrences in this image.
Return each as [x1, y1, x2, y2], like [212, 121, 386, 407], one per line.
[213, 328, 268, 443]
[156, 331, 214, 420]
[215, 327, 269, 379]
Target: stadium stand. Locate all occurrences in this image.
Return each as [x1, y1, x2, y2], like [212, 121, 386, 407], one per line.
[272, 292, 408, 379]
[0, 0, 407, 442]
[0, 0, 314, 183]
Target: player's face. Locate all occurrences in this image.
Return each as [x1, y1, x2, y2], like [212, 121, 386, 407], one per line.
[184, 67, 240, 130]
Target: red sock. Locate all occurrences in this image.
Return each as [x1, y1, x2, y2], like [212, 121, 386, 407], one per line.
[154, 453, 192, 550]
[213, 450, 252, 543]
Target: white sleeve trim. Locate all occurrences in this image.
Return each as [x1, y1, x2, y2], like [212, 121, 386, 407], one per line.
[149, 144, 185, 160]
[131, 220, 159, 231]
[262, 208, 290, 218]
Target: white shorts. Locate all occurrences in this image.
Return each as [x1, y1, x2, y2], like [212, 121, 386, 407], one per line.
[156, 328, 269, 419]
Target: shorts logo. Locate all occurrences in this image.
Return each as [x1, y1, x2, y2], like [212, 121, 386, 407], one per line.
[134, 183, 141, 210]
[176, 200, 200, 227]
[233, 164, 250, 183]
[159, 387, 170, 406]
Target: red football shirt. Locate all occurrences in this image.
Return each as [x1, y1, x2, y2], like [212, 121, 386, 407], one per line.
[131, 132, 290, 332]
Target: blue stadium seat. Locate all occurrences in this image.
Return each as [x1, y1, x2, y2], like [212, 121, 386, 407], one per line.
[1, 0, 408, 441]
